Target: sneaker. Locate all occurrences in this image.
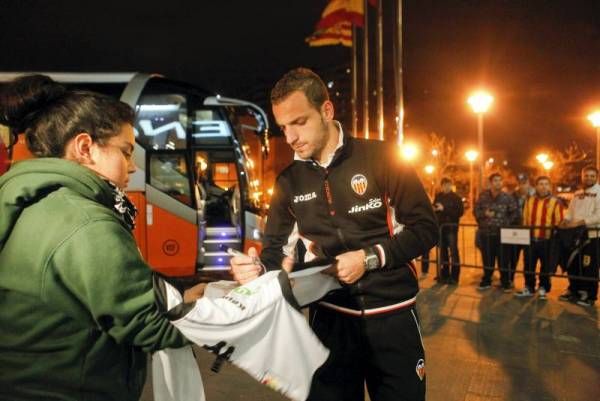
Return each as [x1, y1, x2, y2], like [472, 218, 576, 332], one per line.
[477, 283, 492, 291]
[502, 283, 513, 293]
[537, 288, 547, 300]
[515, 288, 533, 297]
[448, 278, 458, 286]
[576, 298, 596, 307]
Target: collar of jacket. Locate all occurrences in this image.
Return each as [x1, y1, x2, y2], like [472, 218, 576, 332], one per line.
[294, 123, 354, 170]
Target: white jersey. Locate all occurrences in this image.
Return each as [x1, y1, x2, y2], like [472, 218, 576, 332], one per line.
[152, 268, 339, 401]
[567, 183, 600, 237]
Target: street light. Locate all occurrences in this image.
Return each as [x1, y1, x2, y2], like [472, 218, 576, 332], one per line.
[400, 142, 419, 162]
[468, 90, 494, 190]
[588, 111, 600, 170]
[536, 153, 549, 164]
[542, 160, 554, 171]
[465, 150, 479, 213]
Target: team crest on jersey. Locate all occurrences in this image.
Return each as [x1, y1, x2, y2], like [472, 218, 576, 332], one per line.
[415, 359, 426, 381]
[351, 174, 368, 196]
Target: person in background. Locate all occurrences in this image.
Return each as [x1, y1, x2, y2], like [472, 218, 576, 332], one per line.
[474, 173, 518, 292]
[0, 75, 204, 401]
[432, 177, 464, 284]
[558, 166, 600, 307]
[515, 176, 564, 299]
[508, 173, 535, 282]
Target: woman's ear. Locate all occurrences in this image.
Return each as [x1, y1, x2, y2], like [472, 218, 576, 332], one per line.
[64, 132, 95, 165]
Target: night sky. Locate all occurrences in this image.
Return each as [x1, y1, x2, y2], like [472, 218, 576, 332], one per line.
[1, 0, 598, 169]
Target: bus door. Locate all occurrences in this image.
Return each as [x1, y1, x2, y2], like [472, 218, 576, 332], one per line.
[203, 97, 271, 254]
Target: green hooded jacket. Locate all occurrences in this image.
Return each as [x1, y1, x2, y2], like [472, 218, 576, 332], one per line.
[0, 158, 187, 401]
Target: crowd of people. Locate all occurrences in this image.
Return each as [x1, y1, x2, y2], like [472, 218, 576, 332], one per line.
[425, 168, 599, 307]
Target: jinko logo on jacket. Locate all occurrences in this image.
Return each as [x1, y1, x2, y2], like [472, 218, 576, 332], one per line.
[348, 198, 383, 214]
[351, 174, 368, 195]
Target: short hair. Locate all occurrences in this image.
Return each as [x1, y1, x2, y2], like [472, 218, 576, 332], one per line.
[535, 176, 551, 185]
[488, 172, 502, 182]
[517, 173, 529, 183]
[270, 67, 329, 110]
[441, 177, 452, 185]
[582, 165, 599, 175]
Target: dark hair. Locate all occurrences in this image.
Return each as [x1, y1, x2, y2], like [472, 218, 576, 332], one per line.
[535, 176, 551, 184]
[488, 172, 502, 182]
[582, 165, 599, 175]
[441, 177, 452, 185]
[0, 74, 134, 157]
[270, 67, 329, 110]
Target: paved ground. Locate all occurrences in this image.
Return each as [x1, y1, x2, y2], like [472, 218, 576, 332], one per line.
[140, 266, 599, 401]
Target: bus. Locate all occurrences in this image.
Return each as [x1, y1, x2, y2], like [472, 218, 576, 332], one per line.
[0, 72, 281, 278]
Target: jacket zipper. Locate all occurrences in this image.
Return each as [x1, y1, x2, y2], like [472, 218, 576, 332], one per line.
[323, 168, 365, 311]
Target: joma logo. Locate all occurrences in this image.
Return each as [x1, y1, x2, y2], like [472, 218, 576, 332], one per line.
[294, 192, 317, 203]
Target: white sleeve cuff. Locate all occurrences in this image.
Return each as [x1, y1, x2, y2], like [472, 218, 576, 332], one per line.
[375, 244, 386, 268]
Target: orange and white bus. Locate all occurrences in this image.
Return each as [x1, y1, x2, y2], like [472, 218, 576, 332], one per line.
[0, 72, 281, 278]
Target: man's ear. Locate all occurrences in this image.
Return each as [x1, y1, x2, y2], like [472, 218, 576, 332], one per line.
[64, 132, 95, 165]
[321, 100, 335, 121]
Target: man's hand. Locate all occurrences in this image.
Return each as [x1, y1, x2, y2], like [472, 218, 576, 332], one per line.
[230, 247, 262, 284]
[324, 249, 366, 284]
[183, 283, 207, 303]
[559, 219, 585, 228]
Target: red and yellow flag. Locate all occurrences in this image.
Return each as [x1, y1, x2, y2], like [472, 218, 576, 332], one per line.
[306, 0, 375, 47]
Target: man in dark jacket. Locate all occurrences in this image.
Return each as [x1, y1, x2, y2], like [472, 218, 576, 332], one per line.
[230, 68, 438, 401]
[474, 173, 518, 291]
[433, 177, 465, 283]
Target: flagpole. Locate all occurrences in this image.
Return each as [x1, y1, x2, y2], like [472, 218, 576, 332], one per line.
[395, 0, 404, 145]
[362, 0, 370, 139]
[352, 24, 358, 137]
[376, 0, 384, 141]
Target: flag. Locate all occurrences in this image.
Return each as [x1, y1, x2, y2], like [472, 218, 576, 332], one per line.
[306, 0, 376, 47]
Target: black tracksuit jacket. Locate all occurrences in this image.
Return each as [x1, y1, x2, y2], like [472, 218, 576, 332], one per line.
[261, 134, 438, 310]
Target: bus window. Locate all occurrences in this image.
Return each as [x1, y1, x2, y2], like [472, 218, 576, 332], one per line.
[191, 108, 233, 147]
[135, 93, 188, 151]
[149, 153, 192, 206]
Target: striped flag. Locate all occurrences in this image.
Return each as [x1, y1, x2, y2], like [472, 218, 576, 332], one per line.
[306, 0, 375, 47]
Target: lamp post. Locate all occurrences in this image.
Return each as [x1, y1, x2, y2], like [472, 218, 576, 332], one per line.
[588, 111, 600, 170]
[465, 150, 479, 212]
[424, 164, 435, 198]
[468, 91, 494, 190]
[535, 153, 549, 176]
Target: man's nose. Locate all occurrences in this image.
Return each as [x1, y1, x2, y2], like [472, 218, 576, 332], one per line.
[285, 128, 298, 146]
[128, 159, 137, 174]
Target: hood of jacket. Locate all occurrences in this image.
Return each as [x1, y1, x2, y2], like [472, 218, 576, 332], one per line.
[0, 158, 114, 251]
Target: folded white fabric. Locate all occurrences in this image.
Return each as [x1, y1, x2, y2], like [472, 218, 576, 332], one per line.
[152, 345, 205, 401]
[152, 270, 333, 401]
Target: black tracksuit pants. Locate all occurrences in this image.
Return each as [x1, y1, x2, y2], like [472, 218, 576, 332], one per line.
[523, 239, 552, 292]
[479, 233, 511, 286]
[570, 237, 599, 301]
[307, 304, 426, 401]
